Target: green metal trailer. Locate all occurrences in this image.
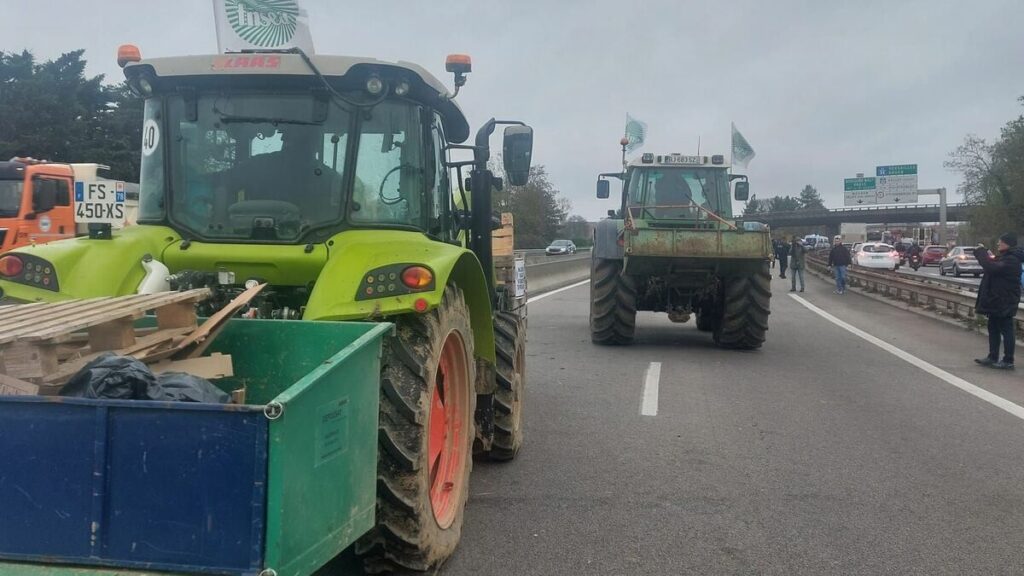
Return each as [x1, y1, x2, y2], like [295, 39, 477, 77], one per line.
[0, 319, 391, 575]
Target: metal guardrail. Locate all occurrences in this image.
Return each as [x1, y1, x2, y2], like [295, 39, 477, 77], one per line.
[806, 254, 1023, 338]
[524, 253, 590, 294]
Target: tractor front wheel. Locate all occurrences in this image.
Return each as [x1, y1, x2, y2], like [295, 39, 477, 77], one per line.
[490, 310, 525, 461]
[356, 285, 476, 573]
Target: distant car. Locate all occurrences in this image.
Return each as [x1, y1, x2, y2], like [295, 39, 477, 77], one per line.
[921, 245, 948, 267]
[803, 235, 830, 252]
[850, 242, 864, 258]
[545, 239, 577, 255]
[939, 246, 983, 277]
[852, 242, 901, 271]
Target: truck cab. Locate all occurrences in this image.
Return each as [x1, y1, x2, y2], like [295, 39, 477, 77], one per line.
[0, 159, 76, 252]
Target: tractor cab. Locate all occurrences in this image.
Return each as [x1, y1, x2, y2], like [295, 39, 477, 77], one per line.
[602, 153, 748, 229]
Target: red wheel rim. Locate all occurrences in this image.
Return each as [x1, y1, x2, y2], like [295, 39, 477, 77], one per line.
[427, 331, 469, 528]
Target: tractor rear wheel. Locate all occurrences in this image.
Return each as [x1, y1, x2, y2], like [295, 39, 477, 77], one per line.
[713, 264, 771, 350]
[590, 257, 637, 345]
[356, 285, 476, 573]
[490, 310, 525, 461]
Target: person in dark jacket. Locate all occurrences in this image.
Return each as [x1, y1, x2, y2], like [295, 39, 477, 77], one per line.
[827, 236, 853, 295]
[775, 239, 790, 279]
[789, 238, 807, 292]
[973, 232, 1023, 370]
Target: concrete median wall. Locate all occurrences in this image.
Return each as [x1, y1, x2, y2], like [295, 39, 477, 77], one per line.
[525, 254, 591, 295]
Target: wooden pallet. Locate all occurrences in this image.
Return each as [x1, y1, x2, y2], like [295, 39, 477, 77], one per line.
[0, 289, 212, 388]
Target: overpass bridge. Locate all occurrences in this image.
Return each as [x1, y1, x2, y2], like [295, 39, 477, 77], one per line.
[752, 203, 972, 236]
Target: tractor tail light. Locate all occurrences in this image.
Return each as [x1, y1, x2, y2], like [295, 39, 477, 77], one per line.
[0, 255, 24, 277]
[402, 266, 433, 289]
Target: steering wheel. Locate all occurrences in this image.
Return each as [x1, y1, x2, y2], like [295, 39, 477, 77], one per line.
[378, 164, 418, 206]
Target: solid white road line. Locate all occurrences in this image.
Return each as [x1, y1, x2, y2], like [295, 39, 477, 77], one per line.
[527, 279, 590, 304]
[641, 362, 662, 416]
[789, 293, 1024, 421]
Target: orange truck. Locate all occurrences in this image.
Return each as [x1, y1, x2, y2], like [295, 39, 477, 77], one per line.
[0, 158, 137, 253]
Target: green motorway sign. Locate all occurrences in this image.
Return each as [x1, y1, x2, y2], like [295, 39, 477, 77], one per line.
[844, 177, 877, 191]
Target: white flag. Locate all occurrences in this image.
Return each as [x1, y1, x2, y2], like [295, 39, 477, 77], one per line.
[731, 122, 756, 168]
[212, 0, 316, 54]
[624, 114, 647, 153]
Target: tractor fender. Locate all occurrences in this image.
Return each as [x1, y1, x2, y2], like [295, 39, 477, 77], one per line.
[0, 226, 180, 302]
[592, 218, 625, 260]
[305, 229, 496, 365]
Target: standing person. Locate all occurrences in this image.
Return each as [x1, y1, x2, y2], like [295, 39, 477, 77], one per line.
[775, 238, 790, 279]
[973, 233, 1023, 370]
[827, 236, 852, 295]
[789, 238, 806, 292]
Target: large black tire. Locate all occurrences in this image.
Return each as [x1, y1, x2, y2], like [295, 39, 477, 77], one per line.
[590, 257, 638, 345]
[695, 310, 716, 332]
[356, 286, 476, 573]
[490, 310, 525, 461]
[713, 264, 771, 350]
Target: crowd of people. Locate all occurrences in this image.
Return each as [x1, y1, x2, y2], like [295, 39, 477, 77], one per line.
[770, 232, 1022, 370]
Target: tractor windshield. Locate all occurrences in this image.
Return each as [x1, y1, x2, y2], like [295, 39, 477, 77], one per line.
[139, 92, 428, 242]
[626, 167, 729, 220]
[0, 180, 22, 217]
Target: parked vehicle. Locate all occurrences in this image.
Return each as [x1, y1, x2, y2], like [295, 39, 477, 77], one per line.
[593, 151, 770, 349]
[939, 246, 983, 277]
[803, 234, 830, 251]
[921, 245, 948, 267]
[853, 242, 901, 271]
[0, 45, 534, 575]
[545, 239, 577, 255]
[840, 222, 867, 245]
[0, 159, 138, 253]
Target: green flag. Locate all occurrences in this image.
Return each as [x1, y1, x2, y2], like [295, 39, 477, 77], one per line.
[732, 122, 755, 168]
[624, 114, 647, 153]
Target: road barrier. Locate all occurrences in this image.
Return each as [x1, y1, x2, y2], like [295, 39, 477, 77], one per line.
[806, 255, 1023, 339]
[525, 254, 590, 295]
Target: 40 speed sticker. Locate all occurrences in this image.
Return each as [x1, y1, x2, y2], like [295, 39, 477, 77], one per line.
[74, 180, 126, 224]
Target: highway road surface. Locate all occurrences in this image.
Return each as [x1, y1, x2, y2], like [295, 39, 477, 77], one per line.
[324, 268, 1024, 575]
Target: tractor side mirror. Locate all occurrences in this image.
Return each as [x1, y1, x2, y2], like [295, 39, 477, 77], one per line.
[596, 179, 610, 199]
[734, 181, 750, 202]
[31, 178, 58, 214]
[502, 125, 533, 186]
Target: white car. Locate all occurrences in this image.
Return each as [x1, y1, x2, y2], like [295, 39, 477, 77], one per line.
[852, 242, 901, 271]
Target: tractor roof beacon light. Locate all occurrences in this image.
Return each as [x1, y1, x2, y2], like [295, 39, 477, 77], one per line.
[117, 44, 142, 68]
[444, 54, 472, 99]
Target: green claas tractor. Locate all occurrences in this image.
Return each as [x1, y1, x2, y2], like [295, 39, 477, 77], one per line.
[0, 47, 533, 573]
[592, 151, 771, 349]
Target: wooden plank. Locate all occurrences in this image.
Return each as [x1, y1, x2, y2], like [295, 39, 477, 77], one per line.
[151, 353, 234, 380]
[0, 298, 115, 342]
[1, 342, 58, 381]
[500, 212, 514, 226]
[171, 284, 266, 360]
[231, 387, 247, 405]
[9, 289, 210, 343]
[87, 319, 137, 352]
[0, 373, 39, 396]
[156, 301, 197, 330]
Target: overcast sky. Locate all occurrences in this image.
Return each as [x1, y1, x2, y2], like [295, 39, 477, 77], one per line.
[3, 0, 1023, 219]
